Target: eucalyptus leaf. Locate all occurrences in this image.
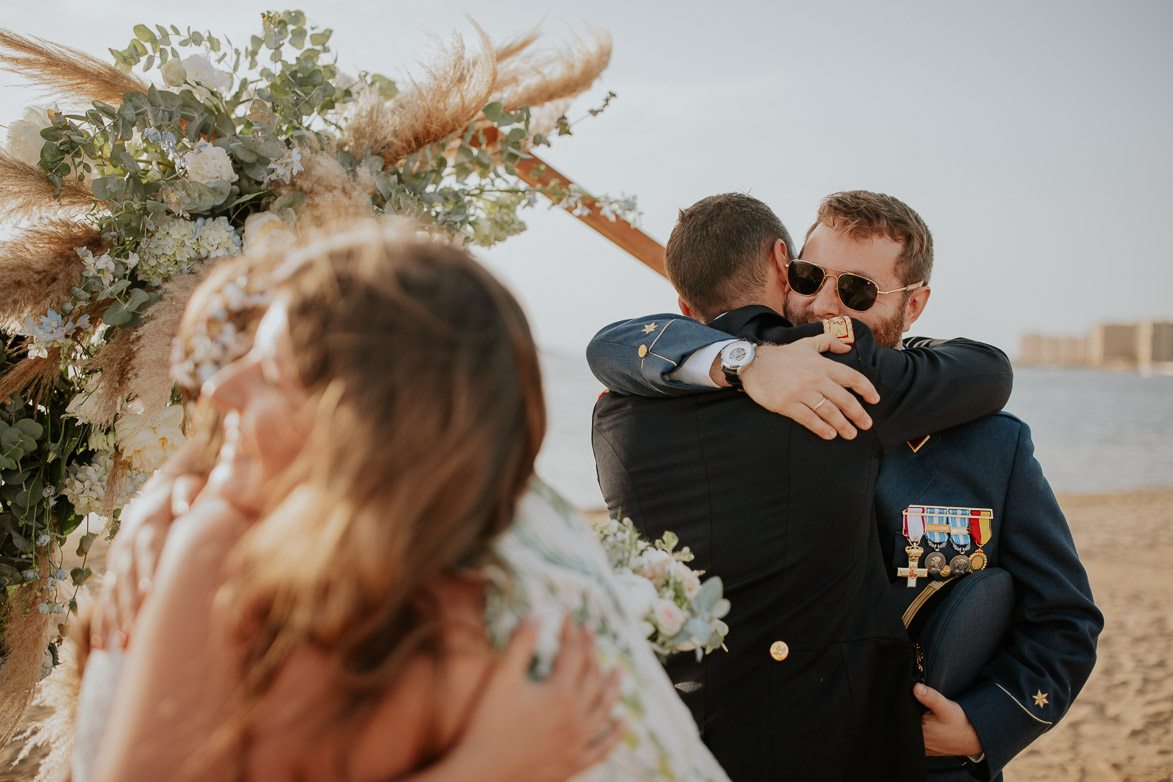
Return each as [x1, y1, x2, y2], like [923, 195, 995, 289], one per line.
[133, 24, 157, 46]
[125, 287, 152, 311]
[272, 190, 306, 216]
[482, 101, 504, 123]
[369, 74, 397, 100]
[12, 420, 41, 439]
[92, 100, 119, 119]
[103, 302, 131, 327]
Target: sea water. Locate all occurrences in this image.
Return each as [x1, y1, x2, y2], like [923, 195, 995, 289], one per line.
[538, 352, 1173, 509]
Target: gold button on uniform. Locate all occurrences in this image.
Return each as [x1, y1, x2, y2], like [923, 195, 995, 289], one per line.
[769, 641, 789, 661]
[638, 344, 649, 358]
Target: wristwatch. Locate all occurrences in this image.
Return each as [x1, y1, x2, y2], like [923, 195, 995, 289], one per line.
[719, 339, 757, 389]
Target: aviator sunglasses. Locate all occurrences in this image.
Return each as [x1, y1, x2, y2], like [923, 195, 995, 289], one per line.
[785, 259, 924, 313]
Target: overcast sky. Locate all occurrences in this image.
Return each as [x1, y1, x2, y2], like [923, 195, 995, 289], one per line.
[2, 0, 1170, 359]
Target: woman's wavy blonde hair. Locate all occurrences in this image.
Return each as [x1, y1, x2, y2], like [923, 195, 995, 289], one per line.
[194, 220, 545, 767]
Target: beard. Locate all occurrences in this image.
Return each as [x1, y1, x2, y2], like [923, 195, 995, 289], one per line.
[784, 300, 906, 349]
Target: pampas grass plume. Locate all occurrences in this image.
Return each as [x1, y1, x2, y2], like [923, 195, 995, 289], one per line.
[0, 349, 63, 407]
[493, 31, 611, 115]
[0, 28, 149, 107]
[0, 555, 54, 746]
[0, 152, 94, 223]
[0, 220, 99, 330]
[124, 271, 205, 422]
[346, 28, 497, 167]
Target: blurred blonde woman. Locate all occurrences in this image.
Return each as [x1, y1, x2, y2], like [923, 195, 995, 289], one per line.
[83, 221, 728, 782]
[84, 224, 623, 782]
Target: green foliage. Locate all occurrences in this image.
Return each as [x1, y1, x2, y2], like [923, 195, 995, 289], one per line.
[2, 9, 640, 660]
[0, 339, 89, 600]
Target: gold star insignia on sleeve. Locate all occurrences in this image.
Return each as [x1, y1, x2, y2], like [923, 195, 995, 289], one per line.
[642, 322, 658, 334]
[1032, 690, 1049, 708]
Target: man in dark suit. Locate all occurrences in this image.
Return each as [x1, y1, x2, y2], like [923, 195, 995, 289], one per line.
[588, 191, 1102, 781]
[590, 193, 1014, 781]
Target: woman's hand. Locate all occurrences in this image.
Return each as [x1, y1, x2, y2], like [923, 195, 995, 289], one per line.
[441, 614, 625, 782]
[91, 442, 207, 647]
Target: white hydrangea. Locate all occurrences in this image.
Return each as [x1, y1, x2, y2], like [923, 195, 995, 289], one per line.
[61, 451, 113, 518]
[4, 103, 61, 167]
[114, 402, 185, 474]
[180, 140, 238, 185]
[242, 211, 297, 255]
[140, 217, 200, 285]
[194, 216, 242, 259]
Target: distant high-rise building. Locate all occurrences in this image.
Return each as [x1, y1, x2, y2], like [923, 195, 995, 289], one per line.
[1088, 323, 1139, 367]
[1138, 321, 1173, 371]
[1019, 334, 1087, 366]
[1019, 320, 1172, 371]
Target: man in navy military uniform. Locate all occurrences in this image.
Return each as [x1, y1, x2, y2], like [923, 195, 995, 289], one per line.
[591, 193, 1016, 781]
[587, 190, 1103, 780]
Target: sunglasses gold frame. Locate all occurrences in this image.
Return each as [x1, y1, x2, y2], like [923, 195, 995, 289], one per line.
[785, 260, 924, 312]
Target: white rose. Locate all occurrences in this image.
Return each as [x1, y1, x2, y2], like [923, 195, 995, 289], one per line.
[181, 140, 238, 184]
[613, 570, 659, 621]
[243, 211, 297, 255]
[633, 548, 671, 582]
[652, 598, 686, 638]
[66, 376, 106, 426]
[114, 403, 185, 473]
[670, 560, 703, 601]
[5, 103, 60, 167]
[182, 54, 234, 97]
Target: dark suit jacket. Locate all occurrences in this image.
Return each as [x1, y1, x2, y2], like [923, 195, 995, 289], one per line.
[877, 412, 1102, 782]
[591, 306, 1013, 782]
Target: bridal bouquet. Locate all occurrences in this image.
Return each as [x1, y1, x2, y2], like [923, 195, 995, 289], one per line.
[0, 9, 634, 735]
[594, 516, 730, 661]
[486, 485, 732, 781]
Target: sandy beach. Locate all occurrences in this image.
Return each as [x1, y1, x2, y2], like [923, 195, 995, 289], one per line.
[2, 489, 1171, 781]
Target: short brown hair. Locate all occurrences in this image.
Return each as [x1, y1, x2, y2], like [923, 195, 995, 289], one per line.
[804, 191, 933, 285]
[664, 193, 795, 322]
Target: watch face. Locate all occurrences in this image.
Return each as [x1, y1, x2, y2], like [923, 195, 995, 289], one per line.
[722, 340, 755, 369]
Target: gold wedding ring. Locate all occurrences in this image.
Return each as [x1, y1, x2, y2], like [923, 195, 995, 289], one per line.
[811, 397, 827, 412]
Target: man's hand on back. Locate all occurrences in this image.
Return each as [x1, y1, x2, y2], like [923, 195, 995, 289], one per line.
[711, 335, 879, 440]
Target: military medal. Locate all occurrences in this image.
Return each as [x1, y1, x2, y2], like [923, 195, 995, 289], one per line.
[898, 542, 929, 587]
[924, 550, 949, 576]
[899, 507, 928, 587]
[968, 509, 992, 571]
[903, 505, 993, 580]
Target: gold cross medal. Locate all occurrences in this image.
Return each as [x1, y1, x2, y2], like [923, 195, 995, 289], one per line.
[898, 507, 929, 586]
[898, 542, 929, 587]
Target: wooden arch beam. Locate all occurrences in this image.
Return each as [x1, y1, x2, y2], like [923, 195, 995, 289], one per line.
[475, 129, 667, 277]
